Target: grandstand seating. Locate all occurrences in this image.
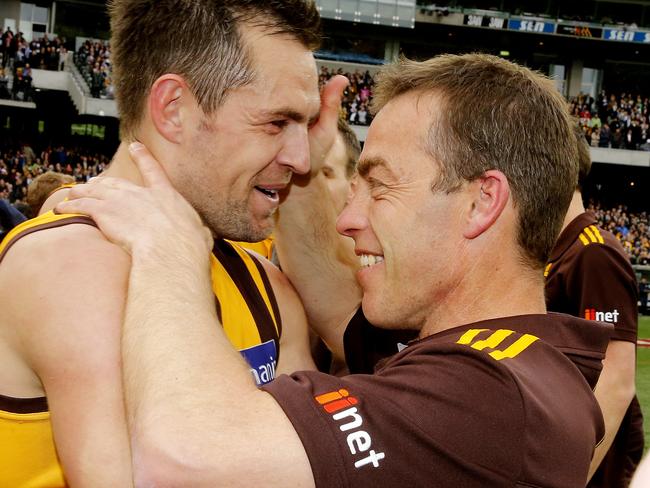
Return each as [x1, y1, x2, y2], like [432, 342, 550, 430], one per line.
[572, 92, 650, 150]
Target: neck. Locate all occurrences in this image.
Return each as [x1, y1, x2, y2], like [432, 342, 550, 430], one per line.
[561, 191, 585, 232]
[419, 245, 547, 338]
[103, 142, 144, 186]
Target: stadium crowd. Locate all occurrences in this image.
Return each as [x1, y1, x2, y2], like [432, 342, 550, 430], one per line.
[318, 65, 375, 125]
[572, 91, 650, 151]
[0, 144, 110, 215]
[0, 28, 68, 102]
[74, 39, 113, 99]
[589, 202, 650, 265]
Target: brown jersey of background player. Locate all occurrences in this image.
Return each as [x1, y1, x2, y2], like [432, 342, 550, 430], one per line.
[545, 128, 643, 487]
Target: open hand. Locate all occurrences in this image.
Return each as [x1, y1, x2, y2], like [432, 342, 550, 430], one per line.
[55, 143, 213, 259]
[308, 74, 349, 175]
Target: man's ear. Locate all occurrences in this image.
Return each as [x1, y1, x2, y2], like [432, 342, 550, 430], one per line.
[148, 74, 190, 144]
[463, 170, 510, 239]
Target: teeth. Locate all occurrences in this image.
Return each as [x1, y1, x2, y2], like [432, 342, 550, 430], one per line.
[256, 187, 278, 197]
[359, 254, 384, 268]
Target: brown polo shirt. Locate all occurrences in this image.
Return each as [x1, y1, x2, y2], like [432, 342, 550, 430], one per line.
[545, 212, 637, 342]
[263, 314, 610, 487]
[545, 212, 644, 487]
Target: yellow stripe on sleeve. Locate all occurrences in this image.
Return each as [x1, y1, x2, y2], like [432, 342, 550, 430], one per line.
[544, 263, 552, 277]
[579, 233, 590, 246]
[583, 227, 598, 243]
[456, 329, 488, 345]
[589, 225, 605, 244]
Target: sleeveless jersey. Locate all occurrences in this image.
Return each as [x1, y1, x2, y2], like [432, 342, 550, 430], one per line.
[0, 211, 282, 487]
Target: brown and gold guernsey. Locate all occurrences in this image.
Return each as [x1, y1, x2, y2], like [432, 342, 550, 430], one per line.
[0, 211, 282, 487]
[545, 211, 644, 487]
[263, 313, 612, 487]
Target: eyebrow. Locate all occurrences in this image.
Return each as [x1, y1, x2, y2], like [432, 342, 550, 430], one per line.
[356, 156, 397, 180]
[259, 108, 320, 125]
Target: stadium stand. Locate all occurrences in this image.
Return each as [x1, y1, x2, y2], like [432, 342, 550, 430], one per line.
[572, 92, 650, 150]
[318, 66, 375, 126]
[589, 202, 650, 265]
[73, 40, 113, 99]
[0, 144, 110, 206]
[0, 28, 67, 102]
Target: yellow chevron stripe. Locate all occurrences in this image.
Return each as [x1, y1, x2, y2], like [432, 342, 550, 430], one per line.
[470, 329, 514, 351]
[456, 329, 488, 345]
[579, 233, 590, 246]
[489, 334, 539, 361]
[589, 225, 605, 244]
[544, 263, 552, 277]
[583, 226, 598, 243]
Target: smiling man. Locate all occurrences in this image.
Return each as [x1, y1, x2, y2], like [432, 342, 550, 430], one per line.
[0, 1, 349, 486]
[59, 54, 614, 487]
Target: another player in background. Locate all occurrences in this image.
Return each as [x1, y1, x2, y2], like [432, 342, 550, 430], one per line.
[545, 127, 644, 486]
[27, 171, 75, 216]
[0, 1, 346, 486]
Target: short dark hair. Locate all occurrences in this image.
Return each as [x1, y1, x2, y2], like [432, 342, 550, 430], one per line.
[337, 118, 361, 178]
[109, 0, 321, 140]
[373, 54, 578, 269]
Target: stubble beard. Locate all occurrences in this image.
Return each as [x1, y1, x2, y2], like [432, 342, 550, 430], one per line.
[197, 198, 273, 243]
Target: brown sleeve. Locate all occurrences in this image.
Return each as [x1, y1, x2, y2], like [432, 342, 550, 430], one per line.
[565, 243, 638, 343]
[263, 348, 524, 487]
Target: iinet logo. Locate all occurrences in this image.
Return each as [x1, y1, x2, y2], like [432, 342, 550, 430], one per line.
[584, 308, 620, 323]
[315, 389, 385, 469]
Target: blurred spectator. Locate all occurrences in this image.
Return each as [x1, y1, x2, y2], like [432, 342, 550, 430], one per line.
[571, 91, 650, 151]
[589, 202, 650, 265]
[0, 144, 111, 208]
[74, 40, 113, 99]
[0, 199, 27, 242]
[319, 65, 375, 126]
[0, 68, 10, 99]
[27, 171, 75, 216]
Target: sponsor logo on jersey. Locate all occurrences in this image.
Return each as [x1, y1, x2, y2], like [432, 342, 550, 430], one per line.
[239, 339, 277, 386]
[314, 389, 385, 469]
[584, 308, 620, 323]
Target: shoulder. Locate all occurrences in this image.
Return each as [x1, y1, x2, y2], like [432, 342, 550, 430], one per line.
[245, 247, 298, 301]
[1, 217, 130, 340]
[2, 217, 128, 278]
[560, 227, 633, 279]
[38, 186, 72, 215]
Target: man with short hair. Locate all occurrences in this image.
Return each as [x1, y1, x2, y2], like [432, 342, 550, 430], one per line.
[545, 128, 644, 487]
[0, 1, 346, 485]
[60, 54, 611, 487]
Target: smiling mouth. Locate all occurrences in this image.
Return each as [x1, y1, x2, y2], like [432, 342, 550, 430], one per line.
[255, 186, 280, 200]
[359, 254, 384, 268]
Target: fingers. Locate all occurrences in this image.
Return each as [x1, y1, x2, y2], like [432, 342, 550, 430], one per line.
[319, 75, 349, 129]
[129, 142, 172, 189]
[55, 196, 104, 218]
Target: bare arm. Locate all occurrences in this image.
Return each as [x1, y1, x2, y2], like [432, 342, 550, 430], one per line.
[57, 148, 315, 486]
[126, 246, 315, 487]
[4, 224, 133, 486]
[254, 254, 317, 374]
[630, 452, 650, 488]
[275, 171, 361, 362]
[588, 339, 636, 480]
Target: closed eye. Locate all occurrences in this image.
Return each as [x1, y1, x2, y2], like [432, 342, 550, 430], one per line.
[270, 119, 288, 129]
